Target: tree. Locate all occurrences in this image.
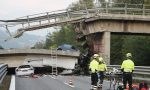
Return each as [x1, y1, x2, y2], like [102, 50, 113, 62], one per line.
[44, 24, 82, 50]
[114, 0, 143, 4]
[32, 41, 45, 49]
[69, 0, 94, 10]
[111, 35, 124, 64]
[122, 35, 150, 66]
[44, 33, 52, 49]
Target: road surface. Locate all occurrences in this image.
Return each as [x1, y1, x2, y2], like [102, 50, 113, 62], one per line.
[15, 75, 117, 90]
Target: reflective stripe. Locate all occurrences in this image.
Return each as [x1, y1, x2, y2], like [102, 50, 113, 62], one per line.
[124, 68, 132, 72]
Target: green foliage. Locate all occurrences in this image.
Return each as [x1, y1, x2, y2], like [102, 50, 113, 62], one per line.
[44, 25, 82, 51]
[114, 0, 143, 4]
[122, 35, 150, 66]
[49, 44, 58, 49]
[69, 0, 94, 10]
[32, 41, 44, 49]
[145, 0, 150, 4]
[44, 33, 52, 49]
[111, 35, 124, 64]
[111, 35, 150, 66]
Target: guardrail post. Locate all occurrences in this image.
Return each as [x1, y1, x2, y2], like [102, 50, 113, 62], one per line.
[66, 9, 70, 19]
[125, 3, 127, 15]
[54, 13, 56, 23]
[106, 3, 108, 14]
[142, 5, 145, 15]
[27, 16, 30, 27]
[39, 21, 41, 26]
[85, 5, 89, 15]
[47, 12, 50, 23]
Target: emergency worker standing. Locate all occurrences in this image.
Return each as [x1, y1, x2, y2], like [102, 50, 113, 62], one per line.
[121, 53, 135, 90]
[97, 56, 107, 88]
[89, 54, 99, 90]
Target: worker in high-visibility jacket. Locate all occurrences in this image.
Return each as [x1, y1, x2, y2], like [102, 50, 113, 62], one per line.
[89, 54, 99, 90]
[97, 57, 107, 88]
[121, 53, 135, 90]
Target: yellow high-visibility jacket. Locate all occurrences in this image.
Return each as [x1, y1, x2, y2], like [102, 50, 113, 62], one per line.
[121, 59, 135, 72]
[89, 59, 99, 73]
[98, 63, 107, 72]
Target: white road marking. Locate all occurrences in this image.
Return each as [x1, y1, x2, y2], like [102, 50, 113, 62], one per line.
[64, 82, 75, 88]
[9, 75, 15, 90]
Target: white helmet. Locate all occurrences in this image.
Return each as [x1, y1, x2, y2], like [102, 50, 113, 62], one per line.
[93, 54, 99, 58]
[126, 53, 132, 58]
[99, 57, 103, 62]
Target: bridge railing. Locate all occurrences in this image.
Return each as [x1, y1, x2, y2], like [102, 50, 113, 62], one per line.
[18, 3, 150, 29]
[1, 2, 150, 37]
[107, 65, 150, 82]
[0, 64, 8, 85]
[1, 3, 150, 26]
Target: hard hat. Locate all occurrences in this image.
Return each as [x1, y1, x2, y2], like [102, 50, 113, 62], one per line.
[93, 54, 99, 58]
[126, 53, 132, 58]
[99, 57, 103, 62]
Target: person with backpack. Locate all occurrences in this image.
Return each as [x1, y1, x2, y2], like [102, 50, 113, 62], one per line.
[121, 53, 135, 90]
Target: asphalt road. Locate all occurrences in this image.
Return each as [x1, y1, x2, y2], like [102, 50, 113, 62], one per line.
[15, 75, 115, 90]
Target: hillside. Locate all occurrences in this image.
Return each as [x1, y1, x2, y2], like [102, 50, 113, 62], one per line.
[0, 30, 45, 49]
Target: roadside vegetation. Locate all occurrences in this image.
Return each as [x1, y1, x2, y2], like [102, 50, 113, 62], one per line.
[0, 75, 11, 90]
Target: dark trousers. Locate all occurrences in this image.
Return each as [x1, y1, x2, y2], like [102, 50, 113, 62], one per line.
[91, 73, 98, 86]
[98, 71, 104, 84]
[123, 72, 132, 90]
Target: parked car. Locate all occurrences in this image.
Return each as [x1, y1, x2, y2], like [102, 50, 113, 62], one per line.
[57, 44, 78, 51]
[15, 65, 34, 76]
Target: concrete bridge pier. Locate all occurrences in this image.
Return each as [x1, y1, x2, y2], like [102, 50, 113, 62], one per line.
[102, 31, 110, 65]
[90, 32, 110, 65]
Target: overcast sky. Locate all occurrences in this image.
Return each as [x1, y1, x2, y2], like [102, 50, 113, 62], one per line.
[0, 0, 78, 37]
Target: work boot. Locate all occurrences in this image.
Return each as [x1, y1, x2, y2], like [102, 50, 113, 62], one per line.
[93, 86, 97, 90]
[90, 85, 93, 90]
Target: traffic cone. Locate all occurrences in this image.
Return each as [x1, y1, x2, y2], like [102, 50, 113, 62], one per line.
[68, 75, 73, 85]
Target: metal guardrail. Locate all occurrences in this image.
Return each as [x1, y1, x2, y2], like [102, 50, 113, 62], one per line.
[107, 65, 150, 82]
[0, 64, 8, 85]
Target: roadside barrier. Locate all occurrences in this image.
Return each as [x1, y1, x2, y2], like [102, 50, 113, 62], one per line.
[0, 63, 8, 85]
[107, 65, 150, 82]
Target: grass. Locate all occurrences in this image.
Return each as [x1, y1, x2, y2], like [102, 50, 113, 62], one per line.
[0, 75, 11, 90]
